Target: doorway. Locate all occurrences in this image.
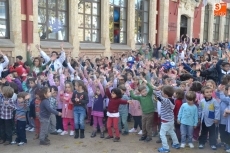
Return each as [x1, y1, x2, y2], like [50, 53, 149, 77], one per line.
[180, 15, 188, 41]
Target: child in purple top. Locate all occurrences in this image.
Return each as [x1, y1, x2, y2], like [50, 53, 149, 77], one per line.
[91, 79, 105, 138]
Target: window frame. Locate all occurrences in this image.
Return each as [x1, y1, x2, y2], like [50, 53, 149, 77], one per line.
[38, 0, 69, 41]
[203, 5, 209, 42]
[0, 0, 10, 39]
[109, 0, 128, 44]
[224, 10, 230, 40]
[135, 0, 149, 45]
[213, 16, 220, 42]
[78, 0, 101, 43]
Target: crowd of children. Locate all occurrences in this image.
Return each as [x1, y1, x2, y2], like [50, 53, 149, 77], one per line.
[0, 41, 230, 153]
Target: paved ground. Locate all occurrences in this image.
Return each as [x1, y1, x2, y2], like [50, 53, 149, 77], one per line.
[1, 124, 227, 153]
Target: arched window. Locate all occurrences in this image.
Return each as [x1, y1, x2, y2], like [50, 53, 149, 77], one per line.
[38, 0, 68, 41]
[0, 0, 9, 39]
[213, 16, 220, 42]
[135, 0, 149, 44]
[203, 5, 209, 42]
[109, 0, 127, 44]
[78, 0, 101, 43]
[224, 10, 230, 40]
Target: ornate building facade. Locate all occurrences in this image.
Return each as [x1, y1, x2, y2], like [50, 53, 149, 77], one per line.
[0, 0, 229, 63]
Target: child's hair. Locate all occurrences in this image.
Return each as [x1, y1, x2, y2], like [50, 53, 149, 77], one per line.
[37, 72, 45, 77]
[165, 78, 173, 83]
[204, 80, 216, 89]
[162, 86, 174, 97]
[185, 91, 196, 101]
[189, 81, 202, 92]
[180, 81, 187, 86]
[111, 88, 122, 98]
[76, 80, 88, 92]
[138, 85, 146, 92]
[33, 57, 42, 67]
[118, 84, 126, 92]
[65, 81, 73, 91]
[175, 89, 185, 100]
[27, 78, 36, 85]
[120, 74, 127, 82]
[50, 86, 58, 92]
[40, 87, 50, 101]
[9, 82, 18, 94]
[201, 86, 212, 94]
[35, 88, 42, 97]
[17, 92, 29, 99]
[16, 55, 23, 60]
[133, 76, 140, 81]
[221, 75, 230, 84]
[53, 74, 60, 81]
[225, 84, 230, 90]
[180, 73, 193, 81]
[2, 86, 14, 98]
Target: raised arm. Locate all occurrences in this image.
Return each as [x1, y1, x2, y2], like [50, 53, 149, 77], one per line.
[98, 81, 105, 97]
[218, 91, 230, 105]
[0, 51, 9, 69]
[58, 44, 66, 64]
[216, 59, 224, 74]
[130, 90, 140, 101]
[59, 73, 65, 91]
[67, 63, 75, 74]
[36, 44, 51, 63]
[26, 49, 33, 67]
[105, 88, 112, 99]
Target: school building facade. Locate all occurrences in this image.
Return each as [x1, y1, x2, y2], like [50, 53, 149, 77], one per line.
[0, 0, 230, 63]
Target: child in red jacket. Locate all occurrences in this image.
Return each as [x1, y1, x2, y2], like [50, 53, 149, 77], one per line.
[105, 82, 132, 142]
[173, 88, 185, 142]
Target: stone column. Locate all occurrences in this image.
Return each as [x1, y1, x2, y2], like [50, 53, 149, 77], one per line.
[69, 0, 79, 58]
[158, 0, 169, 45]
[208, 5, 214, 42]
[32, 0, 40, 56]
[219, 16, 224, 41]
[101, 0, 110, 56]
[149, 0, 157, 45]
[200, 5, 205, 42]
[127, 0, 135, 49]
[9, 0, 23, 56]
[188, 17, 194, 41]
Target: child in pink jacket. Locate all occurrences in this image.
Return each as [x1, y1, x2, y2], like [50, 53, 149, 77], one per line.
[60, 82, 74, 136]
[129, 90, 142, 135]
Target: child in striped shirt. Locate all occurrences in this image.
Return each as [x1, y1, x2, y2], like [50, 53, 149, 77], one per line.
[11, 92, 30, 146]
[154, 86, 180, 153]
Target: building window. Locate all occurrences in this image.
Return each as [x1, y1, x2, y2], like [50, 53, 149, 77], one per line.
[78, 0, 101, 43]
[109, 0, 127, 44]
[213, 16, 220, 42]
[0, 0, 9, 39]
[224, 10, 230, 41]
[135, 0, 149, 44]
[38, 0, 68, 41]
[203, 5, 209, 42]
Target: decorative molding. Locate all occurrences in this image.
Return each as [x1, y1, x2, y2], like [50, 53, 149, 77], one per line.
[78, 51, 104, 58]
[179, 0, 201, 10]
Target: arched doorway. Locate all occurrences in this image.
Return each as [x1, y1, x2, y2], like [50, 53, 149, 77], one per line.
[180, 15, 188, 40]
